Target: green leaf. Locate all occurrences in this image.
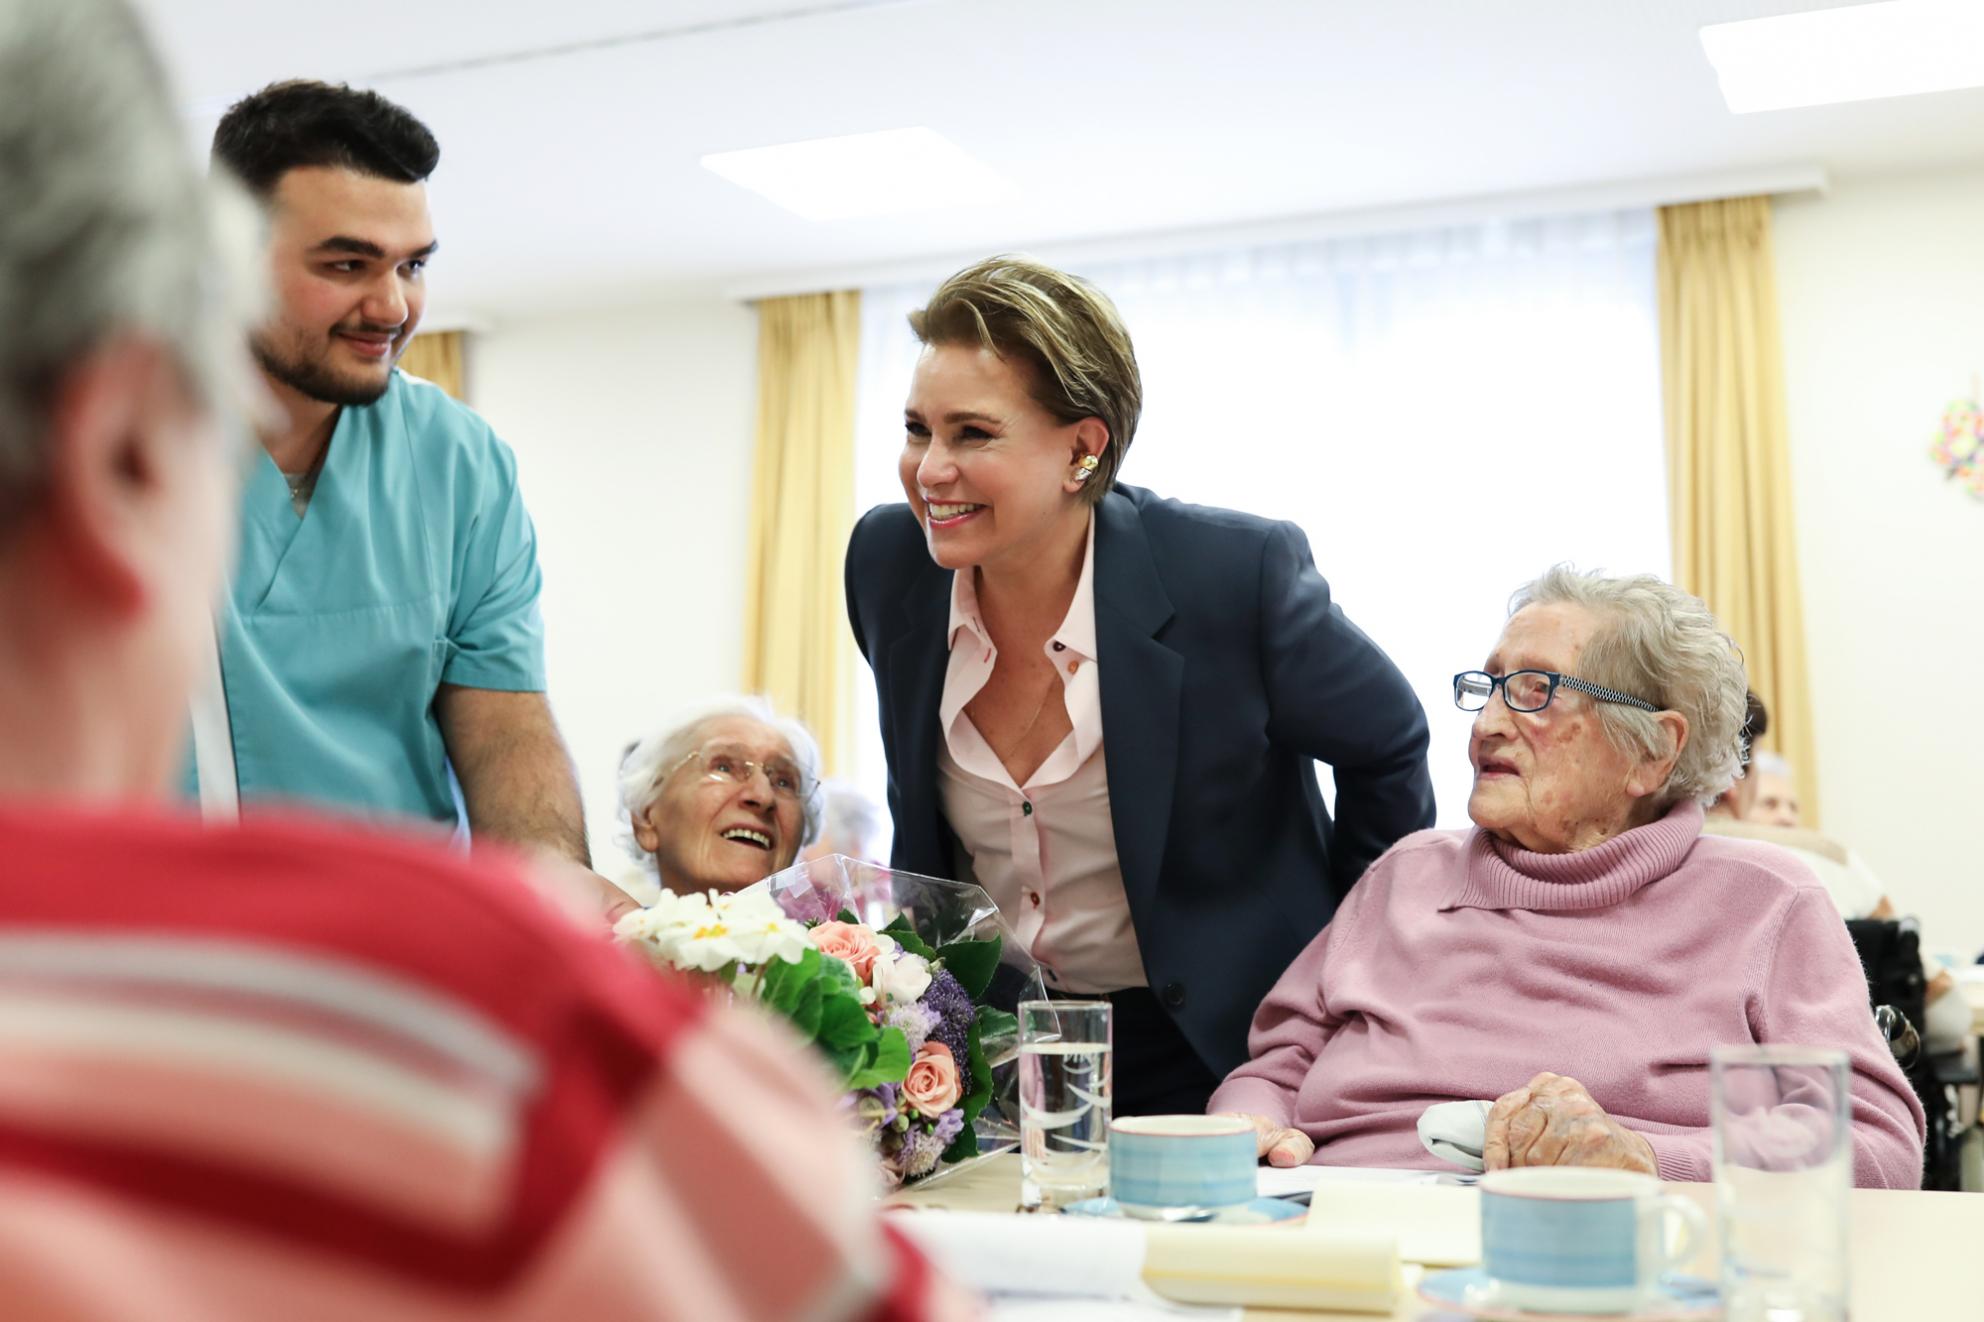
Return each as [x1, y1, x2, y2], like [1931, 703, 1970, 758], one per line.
[744, 940, 909, 1091]
[835, 908, 859, 925]
[934, 936, 1001, 1000]
[788, 977, 825, 1039]
[881, 914, 937, 962]
[818, 1029, 870, 1084]
[975, 1006, 1017, 1049]
[958, 1017, 994, 1130]
[757, 947, 820, 1016]
[940, 1118, 979, 1163]
[816, 990, 878, 1053]
[844, 1026, 910, 1092]
[815, 950, 860, 992]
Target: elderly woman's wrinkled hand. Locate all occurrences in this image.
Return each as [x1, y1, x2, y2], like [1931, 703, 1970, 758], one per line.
[1220, 1112, 1315, 1168]
[1482, 1072, 1657, 1175]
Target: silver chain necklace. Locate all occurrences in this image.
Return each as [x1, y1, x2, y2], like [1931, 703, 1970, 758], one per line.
[283, 443, 329, 508]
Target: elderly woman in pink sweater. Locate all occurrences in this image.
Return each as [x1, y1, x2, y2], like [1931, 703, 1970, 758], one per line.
[1210, 568, 1925, 1188]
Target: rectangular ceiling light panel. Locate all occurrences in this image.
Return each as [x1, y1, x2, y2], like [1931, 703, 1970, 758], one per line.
[701, 127, 1009, 221]
[1702, 1, 1984, 113]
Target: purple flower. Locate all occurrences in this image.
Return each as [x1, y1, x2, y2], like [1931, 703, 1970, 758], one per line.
[849, 1083, 899, 1135]
[931, 1108, 965, 1149]
[920, 968, 974, 1065]
[886, 1001, 937, 1055]
[901, 1107, 968, 1180]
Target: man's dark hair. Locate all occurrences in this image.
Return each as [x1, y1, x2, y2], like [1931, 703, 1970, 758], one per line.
[212, 79, 438, 196]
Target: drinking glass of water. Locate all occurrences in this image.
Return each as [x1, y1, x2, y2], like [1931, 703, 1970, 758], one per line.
[1710, 1045, 1851, 1322]
[1018, 1000, 1112, 1211]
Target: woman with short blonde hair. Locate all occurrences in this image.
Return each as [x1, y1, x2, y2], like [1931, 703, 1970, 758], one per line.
[846, 255, 1436, 1115]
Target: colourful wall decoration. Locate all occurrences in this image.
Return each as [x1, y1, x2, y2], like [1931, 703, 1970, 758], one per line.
[1931, 391, 1984, 497]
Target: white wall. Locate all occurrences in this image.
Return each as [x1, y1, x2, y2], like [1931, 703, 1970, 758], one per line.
[462, 182, 1984, 961]
[1775, 168, 1984, 959]
[470, 298, 759, 873]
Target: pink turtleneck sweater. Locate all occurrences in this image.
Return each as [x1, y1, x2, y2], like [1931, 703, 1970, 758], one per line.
[1208, 801, 1925, 1188]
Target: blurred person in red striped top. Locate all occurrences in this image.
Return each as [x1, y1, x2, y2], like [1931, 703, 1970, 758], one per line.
[0, 1, 973, 1317]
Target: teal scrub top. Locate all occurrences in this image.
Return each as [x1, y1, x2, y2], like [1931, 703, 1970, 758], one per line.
[189, 371, 547, 827]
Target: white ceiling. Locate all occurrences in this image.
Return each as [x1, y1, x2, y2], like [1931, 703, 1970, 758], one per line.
[137, 0, 1984, 321]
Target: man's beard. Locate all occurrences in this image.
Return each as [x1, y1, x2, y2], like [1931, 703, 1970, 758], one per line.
[251, 328, 397, 408]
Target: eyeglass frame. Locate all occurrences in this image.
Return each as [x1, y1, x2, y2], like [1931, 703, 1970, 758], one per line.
[1452, 669, 1661, 715]
[664, 741, 821, 805]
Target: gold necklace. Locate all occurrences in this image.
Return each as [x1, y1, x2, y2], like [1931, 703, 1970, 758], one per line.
[975, 668, 1061, 765]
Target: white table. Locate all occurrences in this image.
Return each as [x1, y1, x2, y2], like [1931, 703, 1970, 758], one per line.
[890, 1153, 1984, 1318]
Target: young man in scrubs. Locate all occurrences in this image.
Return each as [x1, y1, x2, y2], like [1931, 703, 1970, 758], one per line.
[201, 81, 605, 884]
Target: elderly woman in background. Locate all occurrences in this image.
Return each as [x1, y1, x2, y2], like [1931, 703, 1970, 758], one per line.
[1212, 568, 1925, 1188]
[615, 697, 822, 901]
[801, 781, 890, 865]
[1706, 694, 1968, 1057]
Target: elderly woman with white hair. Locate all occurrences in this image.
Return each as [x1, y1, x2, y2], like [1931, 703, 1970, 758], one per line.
[615, 697, 823, 901]
[1212, 567, 1926, 1188]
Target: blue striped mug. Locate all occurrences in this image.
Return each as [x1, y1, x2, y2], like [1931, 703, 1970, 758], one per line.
[1108, 1114, 1258, 1219]
[1477, 1167, 1706, 1314]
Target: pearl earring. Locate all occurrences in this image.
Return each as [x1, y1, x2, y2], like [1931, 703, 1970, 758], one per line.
[1074, 454, 1101, 483]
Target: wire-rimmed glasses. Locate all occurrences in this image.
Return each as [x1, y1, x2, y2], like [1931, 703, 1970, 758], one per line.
[669, 742, 820, 804]
[1453, 670, 1660, 714]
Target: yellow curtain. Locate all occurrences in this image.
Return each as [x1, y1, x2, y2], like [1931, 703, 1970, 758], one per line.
[1657, 197, 1818, 823]
[742, 291, 861, 777]
[399, 330, 466, 399]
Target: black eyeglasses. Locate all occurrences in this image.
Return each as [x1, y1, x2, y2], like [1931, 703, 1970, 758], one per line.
[1453, 670, 1660, 714]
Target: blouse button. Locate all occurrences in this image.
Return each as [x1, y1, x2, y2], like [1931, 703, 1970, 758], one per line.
[1028, 891, 1041, 908]
[1066, 660, 1079, 675]
[1052, 641, 1066, 652]
[1021, 800, 1033, 816]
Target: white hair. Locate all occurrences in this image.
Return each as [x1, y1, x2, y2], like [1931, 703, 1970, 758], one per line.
[614, 695, 824, 875]
[813, 780, 886, 856]
[1511, 565, 1749, 809]
[0, 0, 260, 534]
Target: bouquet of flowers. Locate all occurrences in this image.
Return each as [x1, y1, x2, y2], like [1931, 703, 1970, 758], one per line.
[1931, 394, 1984, 497]
[615, 857, 1043, 1188]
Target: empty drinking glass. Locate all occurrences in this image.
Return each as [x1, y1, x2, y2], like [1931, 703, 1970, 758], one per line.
[1710, 1045, 1851, 1322]
[1018, 1000, 1112, 1211]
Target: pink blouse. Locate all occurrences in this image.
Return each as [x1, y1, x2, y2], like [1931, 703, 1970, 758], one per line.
[936, 515, 1146, 994]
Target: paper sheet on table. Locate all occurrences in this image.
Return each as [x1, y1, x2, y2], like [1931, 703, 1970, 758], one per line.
[887, 1211, 1150, 1300]
[887, 1209, 1400, 1314]
[1304, 1182, 1482, 1267]
[992, 1302, 1236, 1321]
[1255, 1165, 1441, 1198]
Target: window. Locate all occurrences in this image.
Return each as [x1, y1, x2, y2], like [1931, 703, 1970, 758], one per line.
[851, 209, 1667, 831]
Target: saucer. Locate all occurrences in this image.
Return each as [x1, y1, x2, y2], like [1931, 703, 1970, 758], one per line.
[1417, 1268, 1719, 1321]
[1062, 1196, 1306, 1226]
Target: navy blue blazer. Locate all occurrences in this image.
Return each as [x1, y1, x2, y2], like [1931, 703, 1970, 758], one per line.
[844, 484, 1436, 1077]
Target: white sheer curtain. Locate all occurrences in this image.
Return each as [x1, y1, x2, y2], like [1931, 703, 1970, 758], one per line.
[852, 209, 1667, 830]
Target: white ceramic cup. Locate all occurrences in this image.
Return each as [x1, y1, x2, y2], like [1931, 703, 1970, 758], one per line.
[1476, 1167, 1706, 1314]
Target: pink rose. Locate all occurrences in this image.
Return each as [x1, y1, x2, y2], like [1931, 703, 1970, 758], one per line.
[903, 1041, 963, 1118]
[810, 921, 883, 982]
